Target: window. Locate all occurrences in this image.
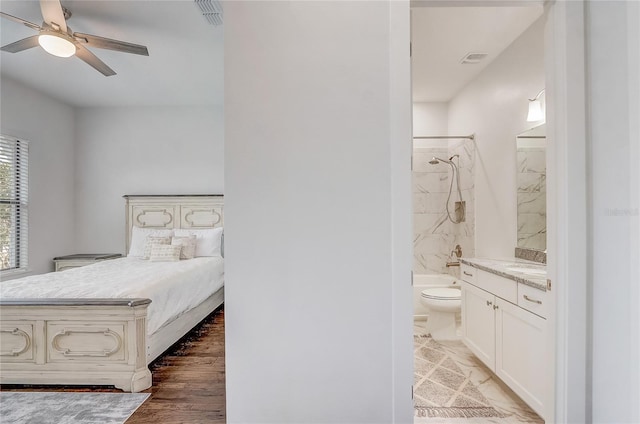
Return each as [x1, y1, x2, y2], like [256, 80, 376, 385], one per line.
[0, 135, 29, 274]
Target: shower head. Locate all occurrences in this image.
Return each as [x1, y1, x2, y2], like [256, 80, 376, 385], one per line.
[429, 156, 452, 165]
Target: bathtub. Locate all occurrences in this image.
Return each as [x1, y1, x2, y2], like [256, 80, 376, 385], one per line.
[413, 273, 460, 320]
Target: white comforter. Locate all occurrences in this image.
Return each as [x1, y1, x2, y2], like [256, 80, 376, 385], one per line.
[0, 257, 224, 335]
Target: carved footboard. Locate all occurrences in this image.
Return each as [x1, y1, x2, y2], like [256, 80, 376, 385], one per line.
[0, 299, 152, 392]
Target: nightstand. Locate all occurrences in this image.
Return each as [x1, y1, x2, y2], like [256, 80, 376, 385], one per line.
[53, 254, 122, 272]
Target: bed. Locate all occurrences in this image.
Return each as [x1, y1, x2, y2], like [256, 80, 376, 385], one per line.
[0, 195, 224, 392]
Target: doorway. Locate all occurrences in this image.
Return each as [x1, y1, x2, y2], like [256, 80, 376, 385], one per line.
[409, 4, 551, 422]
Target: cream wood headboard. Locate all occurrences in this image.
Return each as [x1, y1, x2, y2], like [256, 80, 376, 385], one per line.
[124, 195, 224, 253]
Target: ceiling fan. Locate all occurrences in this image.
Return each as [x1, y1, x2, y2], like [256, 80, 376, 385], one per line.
[0, 0, 149, 76]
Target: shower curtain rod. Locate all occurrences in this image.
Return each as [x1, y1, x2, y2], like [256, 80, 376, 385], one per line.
[413, 134, 475, 140]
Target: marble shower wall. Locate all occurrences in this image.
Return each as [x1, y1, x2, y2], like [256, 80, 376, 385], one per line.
[413, 139, 475, 275]
[516, 146, 546, 250]
[413, 146, 451, 274]
[450, 140, 475, 269]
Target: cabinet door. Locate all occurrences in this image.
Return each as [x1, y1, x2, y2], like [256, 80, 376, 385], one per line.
[461, 282, 496, 371]
[495, 298, 546, 419]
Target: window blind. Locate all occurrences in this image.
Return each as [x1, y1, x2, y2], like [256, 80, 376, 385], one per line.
[0, 135, 29, 274]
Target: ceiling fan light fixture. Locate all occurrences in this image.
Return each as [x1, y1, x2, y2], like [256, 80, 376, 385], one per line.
[38, 33, 76, 57]
[1, 0, 148, 76]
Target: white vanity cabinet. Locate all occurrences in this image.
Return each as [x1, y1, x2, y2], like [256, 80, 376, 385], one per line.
[460, 263, 547, 420]
[495, 297, 546, 416]
[461, 281, 496, 367]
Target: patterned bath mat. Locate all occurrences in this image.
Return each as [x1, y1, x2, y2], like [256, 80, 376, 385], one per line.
[0, 392, 149, 424]
[414, 334, 506, 419]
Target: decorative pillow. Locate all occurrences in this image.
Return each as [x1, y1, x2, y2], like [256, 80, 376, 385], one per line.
[171, 235, 197, 260]
[143, 236, 171, 259]
[128, 227, 174, 257]
[174, 227, 223, 257]
[149, 244, 182, 262]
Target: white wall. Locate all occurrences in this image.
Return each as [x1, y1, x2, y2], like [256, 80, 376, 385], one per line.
[448, 17, 545, 258]
[0, 76, 76, 278]
[412, 102, 448, 138]
[224, 1, 412, 422]
[587, 1, 640, 422]
[74, 106, 224, 253]
[389, 3, 414, 420]
[544, 2, 589, 421]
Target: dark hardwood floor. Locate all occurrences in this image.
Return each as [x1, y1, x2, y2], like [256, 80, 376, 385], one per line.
[1, 307, 226, 423]
[129, 307, 226, 423]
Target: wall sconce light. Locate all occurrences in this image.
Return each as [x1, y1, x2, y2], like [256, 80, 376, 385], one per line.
[527, 89, 545, 122]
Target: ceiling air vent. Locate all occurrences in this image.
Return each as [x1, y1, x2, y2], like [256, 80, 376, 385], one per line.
[195, 0, 223, 26]
[460, 53, 488, 65]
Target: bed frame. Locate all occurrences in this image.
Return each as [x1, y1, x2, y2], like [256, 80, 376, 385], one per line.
[0, 195, 224, 392]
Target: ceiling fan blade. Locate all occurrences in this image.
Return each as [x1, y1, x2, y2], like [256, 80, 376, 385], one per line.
[75, 44, 115, 76]
[73, 32, 149, 56]
[39, 0, 67, 33]
[1, 36, 41, 53]
[0, 12, 42, 30]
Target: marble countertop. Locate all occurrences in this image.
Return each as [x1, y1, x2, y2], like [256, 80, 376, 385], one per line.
[459, 257, 547, 291]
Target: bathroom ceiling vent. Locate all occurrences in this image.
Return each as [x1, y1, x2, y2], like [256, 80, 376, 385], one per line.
[194, 0, 223, 26]
[460, 53, 488, 65]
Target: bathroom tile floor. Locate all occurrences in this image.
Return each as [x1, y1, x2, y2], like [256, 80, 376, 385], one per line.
[413, 323, 544, 424]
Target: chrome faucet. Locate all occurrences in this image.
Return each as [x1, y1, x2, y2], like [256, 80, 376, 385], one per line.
[446, 244, 463, 267]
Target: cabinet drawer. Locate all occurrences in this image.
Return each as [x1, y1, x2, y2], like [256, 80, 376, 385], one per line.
[517, 284, 549, 318]
[56, 264, 83, 272]
[476, 269, 517, 304]
[55, 259, 94, 272]
[460, 264, 477, 284]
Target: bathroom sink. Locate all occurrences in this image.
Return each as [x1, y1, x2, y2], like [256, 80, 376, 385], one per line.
[505, 266, 546, 275]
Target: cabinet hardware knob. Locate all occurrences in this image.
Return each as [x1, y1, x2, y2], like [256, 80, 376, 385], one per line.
[523, 295, 543, 305]
[463, 271, 473, 277]
[486, 300, 492, 306]
[493, 305, 499, 310]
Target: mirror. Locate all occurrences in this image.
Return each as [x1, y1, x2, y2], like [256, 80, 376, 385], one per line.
[516, 124, 546, 251]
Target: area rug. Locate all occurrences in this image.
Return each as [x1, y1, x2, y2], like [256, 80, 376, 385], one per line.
[414, 334, 506, 419]
[0, 392, 149, 424]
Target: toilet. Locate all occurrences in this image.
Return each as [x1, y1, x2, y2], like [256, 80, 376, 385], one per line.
[420, 287, 461, 341]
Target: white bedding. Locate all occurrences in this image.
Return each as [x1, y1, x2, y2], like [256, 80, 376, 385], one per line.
[0, 257, 224, 335]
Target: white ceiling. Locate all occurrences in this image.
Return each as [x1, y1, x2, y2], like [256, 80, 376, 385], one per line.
[0, 0, 223, 107]
[411, 6, 543, 103]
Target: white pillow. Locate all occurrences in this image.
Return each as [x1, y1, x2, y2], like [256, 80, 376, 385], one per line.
[149, 244, 181, 262]
[171, 235, 197, 260]
[143, 236, 171, 259]
[128, 226, 174, 257]
[174, 227, 223, 257]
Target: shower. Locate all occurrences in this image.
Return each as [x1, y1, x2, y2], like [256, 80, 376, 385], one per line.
[429, 155, 465, 224]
